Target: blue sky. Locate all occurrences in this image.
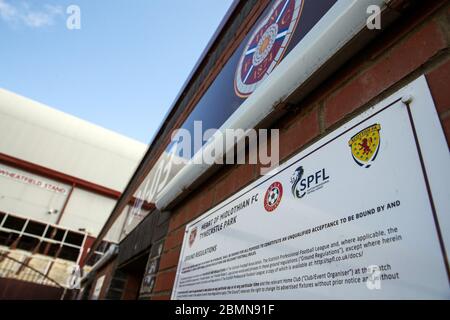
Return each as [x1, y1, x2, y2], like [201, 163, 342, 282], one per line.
[0, 0, 233, 144]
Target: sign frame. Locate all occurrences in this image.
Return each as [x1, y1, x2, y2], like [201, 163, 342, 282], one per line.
[172, 76, 450, 300]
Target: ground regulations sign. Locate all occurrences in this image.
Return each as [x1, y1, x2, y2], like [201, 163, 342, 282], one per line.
[172, 77, 450, 299]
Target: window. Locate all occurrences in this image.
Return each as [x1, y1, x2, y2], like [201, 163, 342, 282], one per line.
[0, 231, 10, 246]
[16, 236, 39, 251]
[58, 245, 79, 262]
[3, 216, 26, 231]
[44, 227, 66, 241]
[47, 243, 60, 257]
[65, 231, 84, 246]
[24, 221, 46, 236]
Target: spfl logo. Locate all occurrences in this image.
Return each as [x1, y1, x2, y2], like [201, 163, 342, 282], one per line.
[349, 124, 381, 168]
[290, 166, 330, 199]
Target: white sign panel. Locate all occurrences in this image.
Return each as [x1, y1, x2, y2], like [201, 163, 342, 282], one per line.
[172, 77, 450, 300]
[0, 165, 69, 195]
[92, 275, 105, 300]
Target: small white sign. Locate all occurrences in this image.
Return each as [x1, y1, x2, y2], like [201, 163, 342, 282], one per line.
[92, 275, 105, 300]
[172, 77, 450, 300]
[0, 166, 68, 195]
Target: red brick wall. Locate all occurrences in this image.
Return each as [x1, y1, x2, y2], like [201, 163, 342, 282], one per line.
[151, 1, 450, 300]
[121, 273, 142, 300]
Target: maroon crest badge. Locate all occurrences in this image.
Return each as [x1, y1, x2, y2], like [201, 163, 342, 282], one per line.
[188, 227, 197, 247]
[235, 0, 304, 98]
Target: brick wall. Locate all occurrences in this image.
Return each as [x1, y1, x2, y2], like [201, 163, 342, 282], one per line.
[150, 1, 450, 300]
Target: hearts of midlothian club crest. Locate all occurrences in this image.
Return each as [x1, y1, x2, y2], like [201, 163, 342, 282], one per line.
[234, 0, 304, 98]
[188, 227, 197, 247]
[348, 124, 381, 168]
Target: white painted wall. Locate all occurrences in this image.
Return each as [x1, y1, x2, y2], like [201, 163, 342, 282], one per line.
[105, 206, 129, 243]
[0, 89, 148, 243]
[0, 89, 147, 192]
[0, 164, 70, 224]
[59, 188, 115, 238]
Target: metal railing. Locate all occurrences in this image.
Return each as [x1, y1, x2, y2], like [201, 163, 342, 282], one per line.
[0, 251, 63, 288]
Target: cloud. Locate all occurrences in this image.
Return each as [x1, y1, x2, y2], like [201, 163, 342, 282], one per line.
[0, 0, 63, 28]
[0, 0, 17, 21]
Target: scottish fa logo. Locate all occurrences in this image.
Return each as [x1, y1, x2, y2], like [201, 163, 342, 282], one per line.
[349, 124, 381, 168]
[264, 182, 283, 212]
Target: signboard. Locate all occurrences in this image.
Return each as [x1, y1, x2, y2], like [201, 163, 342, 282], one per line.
[91, 275, 105, 300]
[0, 165, 68, 195]
[172, 77, 450, 300]
[124, 0, 338, 233]
[140, 242, 165, 297]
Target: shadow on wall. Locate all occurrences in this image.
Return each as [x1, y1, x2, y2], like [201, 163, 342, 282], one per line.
[0, 277, 64, 300]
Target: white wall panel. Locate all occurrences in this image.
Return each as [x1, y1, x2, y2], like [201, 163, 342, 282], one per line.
[59, 188, 116, 237]
[104, 206, 129, 243]
[0, 164, 69, 224]
[0, 89, 146, 192]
